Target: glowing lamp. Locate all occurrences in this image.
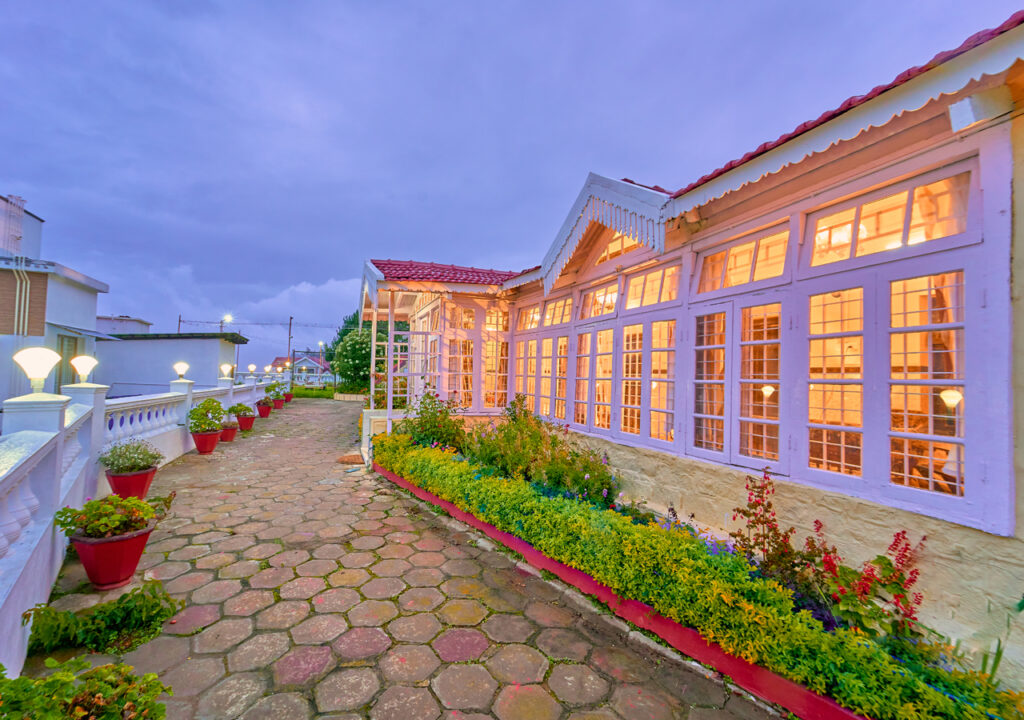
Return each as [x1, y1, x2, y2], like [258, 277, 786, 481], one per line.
[318, 341, 324, 347]
[70, 355, 99, 383]
[219, 363, 233, 377]
[13, 347, 61, 392]
[173, 361, 190, 379]
[264, 365, 272, 373]
[761, 384, 776, 399]
[223, 313, 233, 323]
[247, 363, 256, 373]
[940, 388, 963, 409]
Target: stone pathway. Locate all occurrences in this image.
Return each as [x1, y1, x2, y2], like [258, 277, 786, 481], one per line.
[46, 399, 771, 720]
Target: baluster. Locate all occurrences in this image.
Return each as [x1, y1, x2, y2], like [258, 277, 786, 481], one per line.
[19, 473, 40, 521]
[0, 488, 25, 543]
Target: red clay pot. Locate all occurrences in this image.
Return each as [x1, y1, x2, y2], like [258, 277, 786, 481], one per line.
[284, 392, 294, 402]
[272, 398, 285, 409]
[220, 426, 239, 442]
[191, 431, 221, 454]
[72, 522, 155, 590]
[237, 415, 255, 430]
[257, 404, 272, 418]
[105, 468, 157, 500]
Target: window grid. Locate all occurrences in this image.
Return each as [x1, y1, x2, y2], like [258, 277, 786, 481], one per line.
[739, 304, 781, 461]
[693, 313, 726, 451]
[517, 306, 540, 331]
[625, 266, 680, 310]
[554, 336, 568, 420]
[620, 325, 643, 434]
[483, 340, 509, 408]
[540, 338, 553, 416]
[650, 320, 675, 442]
[580, 284, 619, 320]
[593, 329, 614, 430]
[447, 339, 473, 407]
[596, 232, 639, 263]
[526, 339, 538, 412]
[574, 333, 591, 425]
[454, 307, 475, 329]
[698, 230, 789, 293]
[544, 298, 573, 326]
[485, 309, 509, 332]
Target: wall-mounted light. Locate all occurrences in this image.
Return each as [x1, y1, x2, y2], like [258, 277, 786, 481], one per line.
[219, 363, 233, 377]
[940, 388, 963, 409]
[13, 347, 61, 392]
[70, 355, 99, 383]
[173, 361, 190, 379]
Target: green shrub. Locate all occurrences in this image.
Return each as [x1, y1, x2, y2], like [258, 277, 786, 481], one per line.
[227, 403, 254, 417]
[396, 391, 465, 449]
[98, 441, 164, 475]
[54, 494, 172, 539]
[23, 581, 183, 655]
[373, 433, 1023, 720]
[0, 657, 169, 719]
[334, 328, 372, 388]
[292, 386, 334, 399]
[187, 398, 225, 433]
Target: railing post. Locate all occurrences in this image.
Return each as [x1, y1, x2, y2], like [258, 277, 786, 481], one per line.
[169, 378, 194, 422]
[2, 392, 70, 511]
[62, 383, 110, 499]
[218, 376, 234, 404]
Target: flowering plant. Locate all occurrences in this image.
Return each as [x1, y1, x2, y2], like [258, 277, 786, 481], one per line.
[98, 440, 164, 475]
[228, 402, 254, 417]
[256, 396, 273, 407]
[187, 398, 225, 433]
[398, 390, 465, 449]
[54, 493, 173, 539]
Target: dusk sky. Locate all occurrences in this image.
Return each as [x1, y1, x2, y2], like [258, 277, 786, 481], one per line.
[2, 1, 1020, 366]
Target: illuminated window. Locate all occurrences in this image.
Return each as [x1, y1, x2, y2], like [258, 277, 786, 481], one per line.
[448, 339, 473, 407]
[483, 340, 508, 408]
[811, 172, 969, 266]
[596, 232, 639, 263]
[889, 271, 964, 496]
[485, 309, 509, 332]
[650, 320, 675, 442]
[739, 304, 781, 460]
[698, 230, 789, 293]
[554, 336, 568, 420]
[808, 289, 863, 476]
[594, 329, 614, 429]
[517, 306, 540, 331]
[574, 333, 591, 425]
[539, 338, 553, 416]
[526, 339, 538, 412]
[693, 313, 726, 451]
[625, 265, 680, 309]
[621, 325, 642, 434]
[514, 341, 524, 394]
[454, 307, 476, 329]
[580, 284, 619, 320]
[543, 297, 573, 326]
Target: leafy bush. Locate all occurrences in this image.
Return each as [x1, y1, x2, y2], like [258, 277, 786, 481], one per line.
[396, 391, 465, 449]
[256, 396, 273, 407]
[292, 386, 334, 398]
[0, 657, 169, 719]
[373, 434, 1023, 720]
[222, 419, 239, 429]
[98, 441, 164, 475]
[23, 582, 183, 655]
[187, 398, 225, 433]
[264, 382, 285, 400]
[334, 328, 372, 388]
[54, 494, 173, 539]
[227, 403, 254, 417]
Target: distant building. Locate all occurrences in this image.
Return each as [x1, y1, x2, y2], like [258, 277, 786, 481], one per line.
[96, 315, 152, 335]
[291, 350, 334, 385]
[0, 195, 111, 402]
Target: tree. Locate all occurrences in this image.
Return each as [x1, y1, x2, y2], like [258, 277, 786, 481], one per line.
[325, 312, 360, 365]
[333, 327, 372, 390]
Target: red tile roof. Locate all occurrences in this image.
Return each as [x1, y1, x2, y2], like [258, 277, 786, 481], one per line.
[372, 259, 540, 285]
[622, 11, 1024, 201]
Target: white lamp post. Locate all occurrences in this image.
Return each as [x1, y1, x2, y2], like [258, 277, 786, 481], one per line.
[70, 355, 99, 383]
[13, 347, 61, 393]
[4, 347, 70, 434]
[219, 363, 233, 379]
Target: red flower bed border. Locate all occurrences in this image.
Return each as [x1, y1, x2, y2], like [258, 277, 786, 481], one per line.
[374, 463, 865, 720]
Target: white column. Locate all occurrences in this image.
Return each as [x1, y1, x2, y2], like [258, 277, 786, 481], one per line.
[386, 290, 395, 432]
[369, 293, 379, 410]
[62, 383, 110, 498]
[218, 376, 234, 404]
[169, 378, 195, 423]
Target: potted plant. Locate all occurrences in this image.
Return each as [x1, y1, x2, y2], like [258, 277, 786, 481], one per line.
[187, 398, 226, 454]
[229, 402, 256, 430]
[54, 494, 173, 590]
[98, 440, 164, 500]
[266, 382, 286, 410]
[256, 396, 273, 418]
[221, 419, 239, 442]
[284, 389, 294, 402]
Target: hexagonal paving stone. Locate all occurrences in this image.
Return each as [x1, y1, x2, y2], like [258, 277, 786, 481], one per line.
[161, 656, 226, 698]
[291, 613, 348, 644]
[440, 558, 481, 576]
[314, 668, 380, 713]
[431, 665, 498, 710]
[438, 598, 487, 626]
[219, 559, 261, 578]
[164, 571, 214, 594]
[165, 604, 221, 635]
[224, 590, 275, 616]
[493, 684, 561, 720]
[256, 600, 310, 630]
[485, 644, 549, 684]
[385, 531, 417, 544]
[313, 543, 347, 559]
[249, 567, 295, 588]
[196, 552, 237, 570]
[440, 577, 487, 598]
[482, 614, 535, 643]
[121, 635, 189, 674]
[193, 617, 253, 654]
[191, 579, 242, 604]
[403, 568, 445, 586]
[565, 710, 620, 720]
[397, 587, 443, 612]
[243, 542, 283, 560]
[296, 558, 337, 576]
[328, 568, 370, 587]
[549, 664, 610, 704]
[239, 692, 313, 720]
[413, 536, 446, 552]
[387, 613, 442, 643]
[350, 535, 385, 550]
[380, 644, 440, 683]
[280, 576, 326, 599]
[313, 587, 360, 613]
[332, 627, 392, 660]
[409, 551, 446, 567]
[274, 646, 336, 689]
[535, 628, 592, 661]
[213, 535, 257, 552]
[168, 544, 210, 561]
[371, 558, 411, 576]
[609, 685, 679, 720]
[145, 561, 190, 581]
[432, 628, 489, 662]
[340, 551, 376, 568]
[524, 600, 574, 627]
[362, 577, 406, 599]
[196, 672, 267, 719]
[590, 647, 653, 683]
[377, 544, 414, 559]
[371, 686, 441, 720]
[228, 632, 291, 671]
[348, 599, 397, 626]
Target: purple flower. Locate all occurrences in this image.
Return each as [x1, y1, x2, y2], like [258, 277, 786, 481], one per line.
[85, 497, 92, 502]
[602, 488, 608, 497]
[584, 473, 590, 480]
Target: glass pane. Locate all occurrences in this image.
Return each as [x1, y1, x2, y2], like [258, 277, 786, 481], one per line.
[596, 329, 614, 354]
[741, 304, 780, 342]
[752, 231, 788, 281]
[652, 320, 675, 349]
[740, 421, 778, 460]
[890, 438, 963, 495]
[695, 349, 725, 380]
[661, 266, 679, 302]
[890, 272, 964, 328]
[650, 381, 674, 410]
[855, 191, 907, 257]
[641, 271, 662, 306]
[694, 417, 724, 451]
[890, 330, 963, 380]
[724, 241, 756, 287]
[695, 313, 726, 346]
[694, 384, 724, 415]
[811, 207, 855, 266]
[890, 385, 963, 437]
[625, 276, 644, 310]
[698, 251, 726, 293]
[809, 428, 862, 475]
[809, 384, 862, 426]
[909, 172, 969, 244]
[809, 337, 862, 379]
[650, 411, 674, 441]
[809, 289, 863, 335]
[621, 406, 641, 434]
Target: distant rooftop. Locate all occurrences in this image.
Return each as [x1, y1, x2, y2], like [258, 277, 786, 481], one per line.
[371, 259, 539, 285]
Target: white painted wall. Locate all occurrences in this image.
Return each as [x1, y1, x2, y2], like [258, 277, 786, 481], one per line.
[94, 337, 241, 397]
[45, 275, 99, 330]
[96, 316, 151, 334]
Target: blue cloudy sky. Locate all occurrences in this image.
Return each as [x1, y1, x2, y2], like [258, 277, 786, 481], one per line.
[1, 1, 1020, 366]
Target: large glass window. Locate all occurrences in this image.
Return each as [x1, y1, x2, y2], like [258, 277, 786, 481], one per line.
[448, 339, 473, 407]
[739, 304, 781, 460]
[580, 284, 619, 320]
[555, 336, 568, 420]
[526, 339, 538, 411]
[698, 231, 789, 293]
[625, 265, 680, 309]
[514, 340, 524, 394]
[889, 271, 964, 496]
[808, 289, 863, 476]
[483, 340, 508, 408]
[596, 232, 639, 263]
[693, 313, 726, 451]
[485, 309, 509, 332]
[517, 306, 540, 331]
[575, 333, 591, 425]
[620, 325, 643, 434]
[454, 307, 475, 329]
[650, 320, 675, 442]
[543, 298, 573, 326]
[810, 172, 969, 266]
[539, 338, 553, 416]
[594, 329, 614, 430]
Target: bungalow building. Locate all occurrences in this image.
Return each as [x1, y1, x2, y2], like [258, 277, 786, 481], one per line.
[361, 14, 1024, 684]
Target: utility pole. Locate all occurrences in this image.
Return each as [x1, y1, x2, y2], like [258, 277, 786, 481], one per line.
[286, 316, 293, 362]
[177, 314, 181, 333]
